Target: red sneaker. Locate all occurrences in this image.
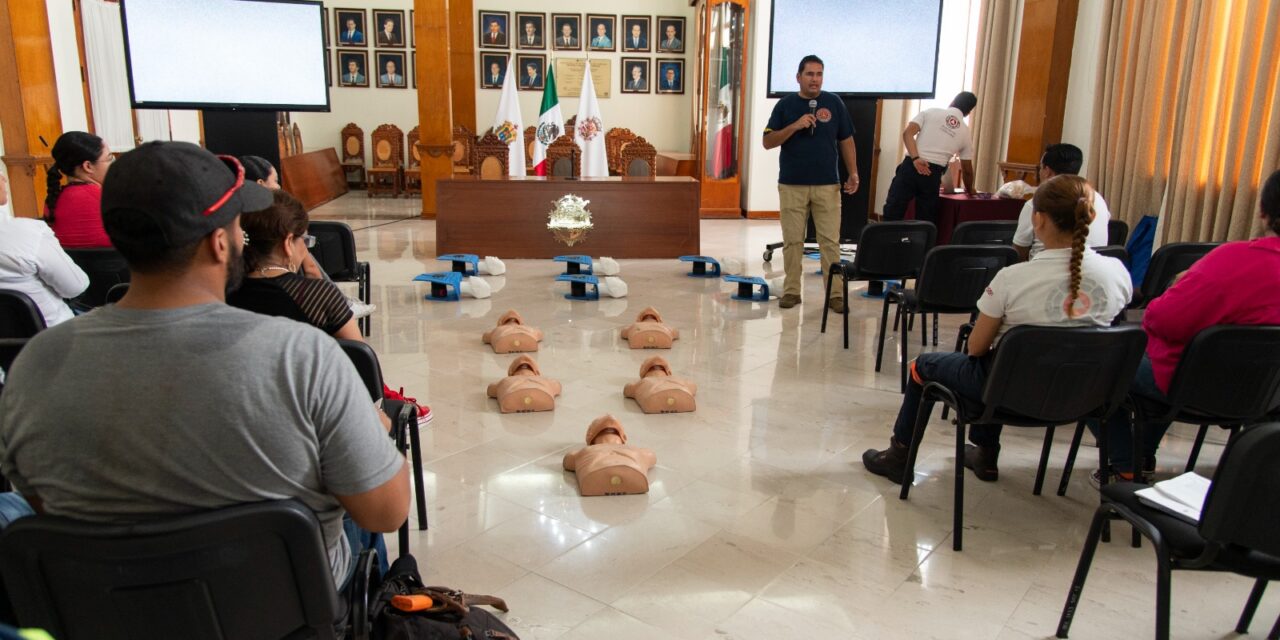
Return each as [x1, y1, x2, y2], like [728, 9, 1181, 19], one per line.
[382, 384, 433, 426]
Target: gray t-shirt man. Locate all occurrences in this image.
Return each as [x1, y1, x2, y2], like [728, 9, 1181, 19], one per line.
[0, 304, 402, 585]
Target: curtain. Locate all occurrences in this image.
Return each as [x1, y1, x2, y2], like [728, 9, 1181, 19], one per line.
[1090, 0, 1280, 242]
[81, 0, 135, 151]
[135, 110, 172, 143]
[969, 0, 1019, 192]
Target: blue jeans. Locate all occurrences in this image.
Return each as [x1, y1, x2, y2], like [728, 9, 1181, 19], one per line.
[341, 514, 389, 589]
[0, 493, 34, 529]
[1087, 356, 1171, 472]
[892, 352, 1002, 448]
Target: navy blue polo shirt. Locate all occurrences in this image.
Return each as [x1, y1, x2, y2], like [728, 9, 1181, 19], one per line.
[765, 91, 854, 185]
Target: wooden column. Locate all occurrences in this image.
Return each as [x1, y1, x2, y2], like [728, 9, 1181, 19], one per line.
[1005, 0, 1079, 165]
[0, 0, 65, 218]
[447, 0, 475, 132]
[413, 0, 454, 219]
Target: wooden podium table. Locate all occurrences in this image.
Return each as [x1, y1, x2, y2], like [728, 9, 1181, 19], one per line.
[906, 193, 1026, 244]
[436, 176, 700, 258]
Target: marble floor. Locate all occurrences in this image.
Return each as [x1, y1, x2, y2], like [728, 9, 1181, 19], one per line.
[312, 193, 1274, 640]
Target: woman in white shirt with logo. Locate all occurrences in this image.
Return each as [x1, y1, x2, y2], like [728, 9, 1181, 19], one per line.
[863, 174, 1132, 484]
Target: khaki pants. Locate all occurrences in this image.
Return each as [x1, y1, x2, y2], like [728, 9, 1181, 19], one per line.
[778, 184, 842, 299]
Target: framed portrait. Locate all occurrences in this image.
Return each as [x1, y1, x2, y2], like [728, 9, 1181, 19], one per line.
[620, 57, 650, 94]
[410, 10, 415, 47]
[375, 50, 408, 88]
[324, 48, 331, 86]
[334, 9, 367, 47]
[656, 58, 684, 94]
[322, 8, 329, 46]
[411, 51, 417, 88]
[480, 53, 508, 89]
[373, 10, 405, 47]
[620, 15, 651, 52]
[478, 10, 509, 49]
[515, 54, 546, 91]
[514, 12, 544, 50]
[656, 16, 686, 54]
[586, 14, 615, 52]
[336, 50, 369, 88]
[550, 13, 581, 51]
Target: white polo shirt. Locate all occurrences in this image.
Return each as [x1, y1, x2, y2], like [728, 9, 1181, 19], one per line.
[1013, 190, 1113, 257]
[0, 218, 89, 326]
[911, 107, 974, 166]
[977, 247, 1132, 338]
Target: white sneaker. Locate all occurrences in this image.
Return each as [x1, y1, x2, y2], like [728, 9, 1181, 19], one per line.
[348, 298, 376, 318]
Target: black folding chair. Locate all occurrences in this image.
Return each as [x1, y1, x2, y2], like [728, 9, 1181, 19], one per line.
[949, 220, 1018, 246]
[1131, 242, 1218, 308]
[1056, 423, 1280, 640]
[899, 325, 1148, 550]
[64, 248, 130, 309]
[0, 499, 375, 640]
[0, 291, 46, 339]
[309, 221, 372, 336]
[1107, 219, 1130, 247]
[822, 221, 936, 349]
[875, 245, 1018, 391]
[338, 340, 427, 550]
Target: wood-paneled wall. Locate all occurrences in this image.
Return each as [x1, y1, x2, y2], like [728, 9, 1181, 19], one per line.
[414, 0, 456, 218]
[1006, 0, 1079, 165]
[0, 0, 65, 218]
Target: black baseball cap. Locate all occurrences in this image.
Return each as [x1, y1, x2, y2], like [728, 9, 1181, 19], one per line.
[101, 141, 273, 248]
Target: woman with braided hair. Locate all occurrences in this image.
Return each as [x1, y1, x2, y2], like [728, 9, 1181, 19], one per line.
[44, 131, 114, 248]
[864, 174, 1132, 484]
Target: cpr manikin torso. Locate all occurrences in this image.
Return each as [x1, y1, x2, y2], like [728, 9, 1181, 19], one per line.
[486, 355, 561, 413]
[620, 306, 679, 349]
[623, 356, 697, 413]
[562, 415, 657, 496]
[482, 310, 543, 353]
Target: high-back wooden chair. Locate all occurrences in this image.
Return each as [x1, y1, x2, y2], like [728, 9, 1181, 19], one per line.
[340, 123, 366, 188]
[473, 131, 509, 179]
[524, 126, 536, 172]
[366, 124, 403, 198]
[620, 135, 657, 177]
[451, 125, 475, 174]
[546, 134, 581, 178]
[403, 126, 422, 196]
[998, 161, 1039, 185]
[564, 116, 577, 132]
[277, 122, 292, 159]
[291, 123, 304, 155]
[605, 127, 636, 175]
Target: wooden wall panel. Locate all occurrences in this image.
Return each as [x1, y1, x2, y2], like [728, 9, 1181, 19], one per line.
[413, 0, 454, 218]
[0, 0, 65, 218]
[447, 0, 475, 133]
[1006, 0, 1078, 165]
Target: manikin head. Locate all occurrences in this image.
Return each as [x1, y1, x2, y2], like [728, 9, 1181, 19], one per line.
[586, 415, 627, 445]
[795, 55, 823, 98]
[639, 355, 673, 378]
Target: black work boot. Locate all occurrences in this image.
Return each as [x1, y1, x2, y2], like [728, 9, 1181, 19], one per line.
[963, 444, 1000, 482]
[862, 437, 910, 484]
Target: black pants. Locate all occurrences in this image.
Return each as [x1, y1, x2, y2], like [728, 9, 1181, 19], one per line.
[882, 157, 947, 223]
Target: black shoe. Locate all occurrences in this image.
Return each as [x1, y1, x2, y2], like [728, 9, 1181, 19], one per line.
[862, 438, 910, 484]
[963, 444, 1000, 482]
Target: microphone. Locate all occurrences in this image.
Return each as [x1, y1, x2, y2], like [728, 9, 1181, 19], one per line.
[808, 99, 818, 136]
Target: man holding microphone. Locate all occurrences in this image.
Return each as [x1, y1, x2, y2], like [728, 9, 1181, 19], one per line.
[763, 55, 859, 311]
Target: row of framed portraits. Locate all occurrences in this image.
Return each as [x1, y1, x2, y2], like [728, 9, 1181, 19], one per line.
[479, 11, 687, 54]
[479, 55, 685, 95]
[329, 8, 414, 48]
[331, 49, 417, 89]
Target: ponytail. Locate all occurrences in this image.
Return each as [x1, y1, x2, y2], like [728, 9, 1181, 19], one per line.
[1066, 191, 1093, 317]
[1031, 174, 1095, 318]
[45, 166, 64, 223]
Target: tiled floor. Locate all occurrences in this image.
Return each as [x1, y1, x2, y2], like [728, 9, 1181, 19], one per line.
[313, 194, 1275, 640]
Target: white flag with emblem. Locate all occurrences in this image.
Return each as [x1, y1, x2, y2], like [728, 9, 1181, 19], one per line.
[492, 57, 526, 176]
[573, 66, 608, 177]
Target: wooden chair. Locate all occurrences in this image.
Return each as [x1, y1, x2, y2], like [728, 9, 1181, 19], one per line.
[277, 122, 291, 160]
[340, 123, 366, 189]
[565, 116, 576, 132]
[524, 126, 536, 173]
[620, 135, 656, 177]
[291, 123, 304, 155]
[366, 124, 403, 198]
[546, 134, 581, 178]
[451, 125, 475, 174]
[403, 126, 422, 196]
[473, 131, 509, 179]
[998, 161, 1039, 185]
[605, 127, 637, 175]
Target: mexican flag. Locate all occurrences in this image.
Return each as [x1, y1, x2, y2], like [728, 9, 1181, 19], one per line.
[532, 65, 563, 176]
[711, 47, 734, 179]
[492, 56, 526, 176]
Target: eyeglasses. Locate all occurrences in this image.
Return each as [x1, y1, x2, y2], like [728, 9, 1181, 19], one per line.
[299, 233, 316, 248]
[204, 155, 245, 217]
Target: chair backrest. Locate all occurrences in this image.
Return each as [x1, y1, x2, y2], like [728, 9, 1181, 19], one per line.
[605, 127, 637, 174]
[291, 123, 304, 154]
[621, 135, 656, 177]
[452, 124, 475, 173]
[307, 221, 360, 280]
[1140, 242, 1218, 302]
[949, 220, 1018, 246]
[406, 126, 421, 170]
[1095, 245, 1130, 267]
[1164, 325, 1280, 422]
[997, 161, 1039, 185]
[341, 122, 365, 163]
[338, 339, 384, 402]
[225, 279, 311, 326]
[524, 126, 536, 171]
[547, 134, 581, 178]
[915, 245, 1018, 312]
[1199, 422, 1280, 556]
[277, 121, 292, 159]
[370, 123, 404, 169]
[851, 221, 936, 280]
[980, 325, 1148, 424]
[64, 248, 131, 308]
[565, 115, 577, 130]
[473, 131, 509, 179]
[0, 500, 340, 640]
[0, 290, 46, 339]
[1107, 219, 1129, 246]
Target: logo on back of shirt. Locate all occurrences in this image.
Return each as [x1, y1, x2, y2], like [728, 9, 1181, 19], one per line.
[816, 108, 832, 123]
[946, 115, 961, 129]
[1042, 280, 1110, 321]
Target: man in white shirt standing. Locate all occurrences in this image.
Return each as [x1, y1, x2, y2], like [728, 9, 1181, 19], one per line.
[883, 92, 978, 223]
[1012, 143, 1112, 261]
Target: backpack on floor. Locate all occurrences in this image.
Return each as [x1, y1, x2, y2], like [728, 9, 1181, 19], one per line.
[370, 554, 520, 640]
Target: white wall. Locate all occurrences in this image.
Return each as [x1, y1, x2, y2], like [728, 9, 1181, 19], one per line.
[1061, 0, 1105, 175]
[47, 0, 89, 133]
[291, 0, 696, 156]
[741, 0, 777, 212]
